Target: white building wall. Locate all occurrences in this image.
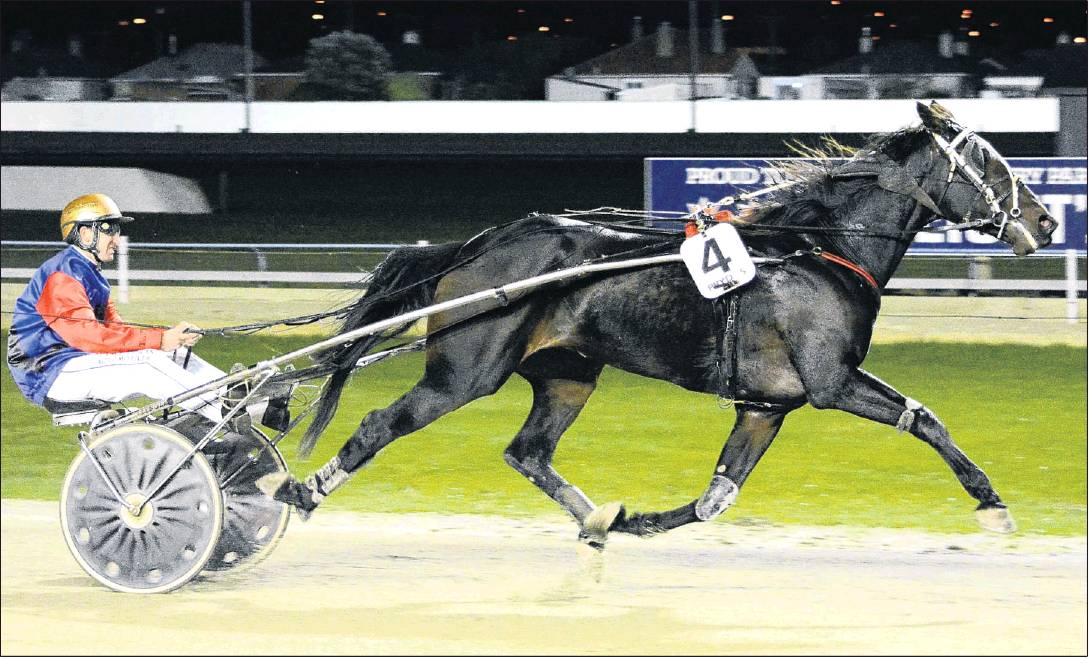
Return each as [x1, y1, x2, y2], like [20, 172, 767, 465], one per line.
[916, 74, 966, 96]
[547, 74, 738, 101]
[762, 74, 973, 100]
[544, 79, 610, 101]
[616, 84, 682, 101]
[760, 76, 826, 100]
[1, 78, 109, 101]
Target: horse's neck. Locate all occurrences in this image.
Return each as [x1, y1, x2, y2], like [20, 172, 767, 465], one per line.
[824, 144, 942, 287]
[827, 188, 932, 288]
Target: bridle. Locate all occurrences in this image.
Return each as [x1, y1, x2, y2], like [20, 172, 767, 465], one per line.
[928, 126, 1035, 249]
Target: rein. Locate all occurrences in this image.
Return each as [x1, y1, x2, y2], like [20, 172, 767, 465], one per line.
[816, 249, 879, 289]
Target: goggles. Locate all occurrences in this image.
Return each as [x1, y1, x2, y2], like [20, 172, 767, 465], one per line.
[88, 220, 122, 236]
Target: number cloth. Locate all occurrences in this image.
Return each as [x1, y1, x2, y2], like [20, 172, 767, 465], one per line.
[680, 223, 757, 299]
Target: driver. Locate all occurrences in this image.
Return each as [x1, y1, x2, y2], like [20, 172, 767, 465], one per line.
[6, 193, 228, 422]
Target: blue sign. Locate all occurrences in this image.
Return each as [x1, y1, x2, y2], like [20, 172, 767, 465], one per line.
[644, 157, 1087, 255]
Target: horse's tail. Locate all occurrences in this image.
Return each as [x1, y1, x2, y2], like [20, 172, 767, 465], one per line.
[298, 242, 463, 458]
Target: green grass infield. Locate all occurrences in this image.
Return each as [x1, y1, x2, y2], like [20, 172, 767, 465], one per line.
[2, 332, 1085, 536]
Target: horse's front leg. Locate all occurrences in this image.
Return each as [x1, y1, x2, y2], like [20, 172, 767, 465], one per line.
[598, 405, 788, 537]
[807, 367, 1014, 533]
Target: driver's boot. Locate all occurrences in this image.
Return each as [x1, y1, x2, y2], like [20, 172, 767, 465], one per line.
[256, 367, 296, 432]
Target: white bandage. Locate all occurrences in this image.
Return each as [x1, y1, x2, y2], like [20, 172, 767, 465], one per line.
[696, 475, 739, 521]
[896, 398, 924, 432]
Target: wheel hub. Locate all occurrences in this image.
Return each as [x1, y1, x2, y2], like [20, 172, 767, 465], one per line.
[119, 492, 154, 529]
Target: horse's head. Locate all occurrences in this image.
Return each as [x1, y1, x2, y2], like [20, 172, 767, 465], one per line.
[916, 100, 1057, 256]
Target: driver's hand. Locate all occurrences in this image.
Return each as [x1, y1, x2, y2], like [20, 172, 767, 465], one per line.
[161, 322, 202, 351]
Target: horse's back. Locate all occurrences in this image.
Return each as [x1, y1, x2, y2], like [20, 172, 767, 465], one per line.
[425, 215, 866, 403]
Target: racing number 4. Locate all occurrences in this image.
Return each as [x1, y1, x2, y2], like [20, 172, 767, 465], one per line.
[680, 221, 756, 299]
[702, 238, 731, 273]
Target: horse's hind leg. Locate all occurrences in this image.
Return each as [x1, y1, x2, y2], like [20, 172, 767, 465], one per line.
[263, 346, 520, 517]
[607, 405, 787, 537]
[808, 367, 1013, 532]
[503, 371, 603, 526]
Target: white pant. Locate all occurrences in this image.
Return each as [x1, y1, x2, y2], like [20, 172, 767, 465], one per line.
[48, 349, 226, 422]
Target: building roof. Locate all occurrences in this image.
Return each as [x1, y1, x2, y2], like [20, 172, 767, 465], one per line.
[567, 28, 783, 76]
[812, 40, 997, 76]
[113, 43, 267, 81]
[747, 52, 811, 77]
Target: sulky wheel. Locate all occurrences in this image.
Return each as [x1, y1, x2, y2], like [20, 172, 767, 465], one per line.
[202, 428, 290, 571]
[164, 416, 290, 572]
[60, 424, 224, 594]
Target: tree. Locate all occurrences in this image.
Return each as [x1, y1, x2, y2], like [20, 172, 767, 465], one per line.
[301, 31, 391, 100]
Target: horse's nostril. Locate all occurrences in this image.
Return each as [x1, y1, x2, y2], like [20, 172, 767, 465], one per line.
[1038, 217, 1056, 235]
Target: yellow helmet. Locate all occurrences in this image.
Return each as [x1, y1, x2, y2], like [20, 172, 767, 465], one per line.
[59, 193, 133, 242]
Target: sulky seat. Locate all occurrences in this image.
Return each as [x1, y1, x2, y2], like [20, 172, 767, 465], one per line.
[44, 398, 114, 427]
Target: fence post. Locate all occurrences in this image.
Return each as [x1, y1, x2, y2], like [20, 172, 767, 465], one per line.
[117, 235, 130, 304]
[252, 247, 268, 288]
[1065, 249, 1079, 324]
[967, 256, 991, 296]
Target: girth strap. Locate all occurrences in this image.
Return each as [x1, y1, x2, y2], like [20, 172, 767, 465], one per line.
[712, 293, 742, 402]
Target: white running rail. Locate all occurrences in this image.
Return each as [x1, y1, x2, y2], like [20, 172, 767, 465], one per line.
[2, 240, 1084, 322]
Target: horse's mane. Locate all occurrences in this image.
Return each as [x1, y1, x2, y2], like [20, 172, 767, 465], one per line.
[741, 125, 930, 230]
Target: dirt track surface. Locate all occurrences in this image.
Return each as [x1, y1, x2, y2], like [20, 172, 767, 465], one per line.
[2, 499, 1086, 656]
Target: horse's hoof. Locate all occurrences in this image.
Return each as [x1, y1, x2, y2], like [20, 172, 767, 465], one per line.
[577, 537, 606, 552]
[975, 505, 1017, 534]
[580, 502, 623, 548]
[256, 472, 317, 522]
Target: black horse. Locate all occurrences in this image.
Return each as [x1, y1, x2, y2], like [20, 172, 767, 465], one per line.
[259, 101, 1056, 545]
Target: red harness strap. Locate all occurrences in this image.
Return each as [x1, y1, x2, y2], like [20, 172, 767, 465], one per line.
[817, 250, 879, 289]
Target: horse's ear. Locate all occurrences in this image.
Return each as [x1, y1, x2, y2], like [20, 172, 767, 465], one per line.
[917, 100, 943, 131]
[916, 100, 961, 136]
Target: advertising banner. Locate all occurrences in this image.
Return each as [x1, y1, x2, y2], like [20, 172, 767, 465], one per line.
[645, 157, 1087, 254]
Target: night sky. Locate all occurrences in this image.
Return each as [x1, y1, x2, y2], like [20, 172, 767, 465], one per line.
[1, 1, 1086, 72]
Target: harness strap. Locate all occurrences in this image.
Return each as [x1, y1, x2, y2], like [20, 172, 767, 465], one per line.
[907, 183, 943, 215]
[723, 293, 740, 399]
[712, 297, 726, 387]
[847, 158, 944, 217]
[712, 293, 741, 403]
[817, 250, 879, 289]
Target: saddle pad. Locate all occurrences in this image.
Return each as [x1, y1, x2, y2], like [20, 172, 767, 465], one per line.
[680, 222, 757, 299]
